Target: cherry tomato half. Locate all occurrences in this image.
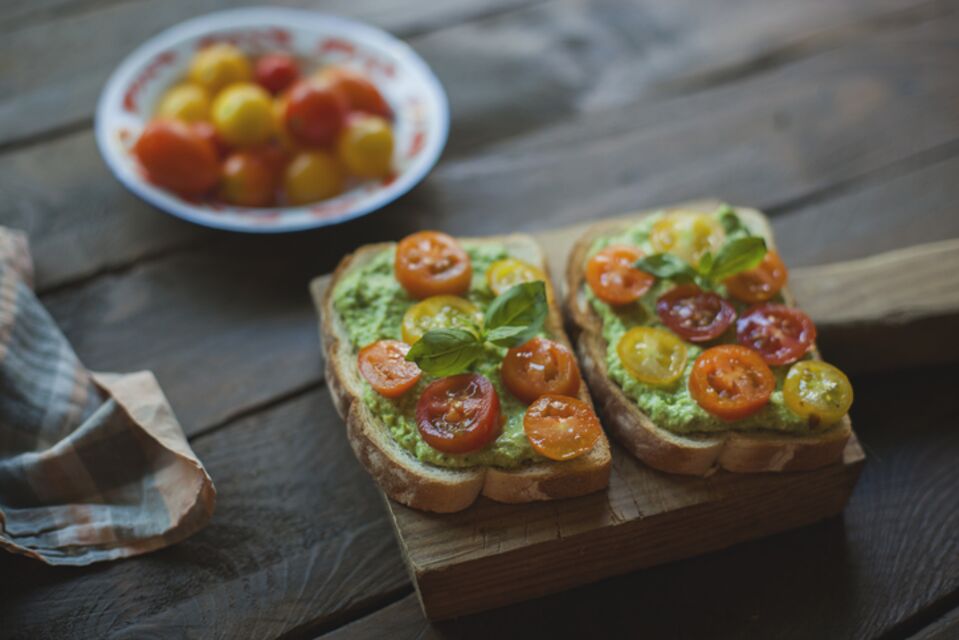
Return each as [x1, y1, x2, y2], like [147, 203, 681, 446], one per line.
[357, 339, 421, 398]
[649, 211, 725, 267]
[725, 250, 788, 303]
[416, 373, 501, 454]
[688, 344, 775, 421]
[656, 284, 736, 343]
[616, 326, 688, 386]
[133, 120, 219, 197]
[395, 231, 472, 300]
[502, 337, 581, 404]
[401, 295, 482, 344]
[255, 53, 300, 94]
[586, 245, 655, 306]
[736, 304, 816, 366]
[220, 151, 276, 207]
[284, 79, 347, 147]
[317, 66, 392, 119]
[524, 394, 602, 461]
[783, 360, 853, 427]
[486, 258, 547, 297]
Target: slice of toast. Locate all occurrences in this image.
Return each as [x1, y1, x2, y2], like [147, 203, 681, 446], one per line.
[565, 204, 853, 476]
[319, 233, 611, 513]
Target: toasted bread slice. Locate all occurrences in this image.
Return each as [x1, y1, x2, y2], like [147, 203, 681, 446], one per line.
[318, 234, 611, 513]
[565, 204, 853, 476]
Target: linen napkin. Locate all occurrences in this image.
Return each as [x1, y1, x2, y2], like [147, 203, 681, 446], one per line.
[0, 227, 215, 566]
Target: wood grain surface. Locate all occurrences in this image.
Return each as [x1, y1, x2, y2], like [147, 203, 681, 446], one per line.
[1, 0, 958, 637]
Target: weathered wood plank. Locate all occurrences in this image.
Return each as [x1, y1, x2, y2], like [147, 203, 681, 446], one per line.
[322, 365, 959, 639]
[908, 606, 959, 640]
[5, 3, 958, 291]
[0, 0, 933, 146]
[0, 388, 409, 640]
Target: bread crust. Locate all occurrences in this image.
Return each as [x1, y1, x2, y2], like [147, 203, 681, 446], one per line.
[319, 234, 611, 513]
[564, 203, 852, 476]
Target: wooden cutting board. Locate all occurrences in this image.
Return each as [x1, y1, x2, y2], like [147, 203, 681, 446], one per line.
[309, 206, 959, 620]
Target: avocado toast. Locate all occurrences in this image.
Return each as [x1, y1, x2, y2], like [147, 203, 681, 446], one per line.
[321, 232, 610, 513]
[565, 204, 854, 476]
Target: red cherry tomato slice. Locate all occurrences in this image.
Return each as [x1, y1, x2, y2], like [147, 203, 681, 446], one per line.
[585, 245, 655, 306]
[284, 79, 347, 147]
[688, 345, 776, 420]
[416, 374, 501, 454]
[724, 250, 788, 303]
[357, 340, 421, 398]
[394, 231, 472, 299]
[524, 394, 602, 461]
[736, 304, 817, 366]
[255, 53, 300, 95]
[656, 284, 737, 342]
[501, 337, 581, 404]
[133, 120, 220, 197]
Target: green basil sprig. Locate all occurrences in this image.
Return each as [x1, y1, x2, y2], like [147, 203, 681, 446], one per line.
[634, 209, 767, 289]
[406, 281, 548, 376]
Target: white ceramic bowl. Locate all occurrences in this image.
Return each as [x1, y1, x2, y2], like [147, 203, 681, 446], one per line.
[96, 8, 448, 233]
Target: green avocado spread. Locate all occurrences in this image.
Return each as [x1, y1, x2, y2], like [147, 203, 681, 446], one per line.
[586, 211, 815, 435]
[332, 243, 544, 469]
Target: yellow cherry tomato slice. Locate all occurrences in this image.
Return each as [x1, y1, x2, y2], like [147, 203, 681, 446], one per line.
[401, 295, 482, 344]
[156, 84, 210, 123]
[524, 394, 603, 461]
[783, 360, 853, 427]
[188, 43, 252, 95]
[283, 151, 344, 204]
[486, 258, 547, 297]
[337, 114, 394, 179]
[211, 83, 274, 147]
[649, 210, 725, 267]
[617, 326, 688, 386]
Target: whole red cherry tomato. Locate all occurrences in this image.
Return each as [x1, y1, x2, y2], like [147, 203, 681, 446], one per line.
[317, 66, 392, 119]
[133, 120, 219, 197]
[255, 53, 300, 94]
[283, 79, 347, 147]
[219, 151, 276, 207]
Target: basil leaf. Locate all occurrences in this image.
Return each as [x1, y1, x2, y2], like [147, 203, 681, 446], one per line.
[406, 328, 484, 376]
[718, 205, 747, 236]
[483, 281, 547, 347]
[698, 251, 714, 276]
[634, 253, 698, 283]
[708, 236, 767, 281]
[485, 325, 529, 348]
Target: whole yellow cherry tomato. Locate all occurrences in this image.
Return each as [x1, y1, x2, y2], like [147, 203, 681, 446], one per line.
[617, 326, 688, 386]
[486, 258, 547, 297]
[283, 151, 344, 204]
[188, 43, 251, 94]
[156, 84, 210, 123]
[650, 211, 725, 267]
[401, 295, 482, 344]
[211, 83, 274, 147]
[783, 360, 853, 427]
[337, 114, 394, 179]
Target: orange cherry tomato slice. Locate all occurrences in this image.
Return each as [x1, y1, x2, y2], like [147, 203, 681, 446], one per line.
[656, 284, 737, 343]
[395, 231, 473, 299]
[501, 337, 581, 404]
[357, 340, 421, 398]
[688, 344, 776, 421]
[416, 373, 501, 454]
[736, 304, 816, 366]
[724, 250, 788, 303]
[585, 245, 655, 306]
[524, 394, 602, 461]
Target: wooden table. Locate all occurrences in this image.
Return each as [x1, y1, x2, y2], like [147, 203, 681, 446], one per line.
[2, 0, 958, 637]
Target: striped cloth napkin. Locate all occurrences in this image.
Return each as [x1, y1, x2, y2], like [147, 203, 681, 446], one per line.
[0, 227, 215, 565]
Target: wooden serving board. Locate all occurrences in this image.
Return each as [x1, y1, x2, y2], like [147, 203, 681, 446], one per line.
[310, 206, 959, 620]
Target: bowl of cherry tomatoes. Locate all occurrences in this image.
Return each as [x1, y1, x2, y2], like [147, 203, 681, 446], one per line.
[96, 8, 448, 233]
